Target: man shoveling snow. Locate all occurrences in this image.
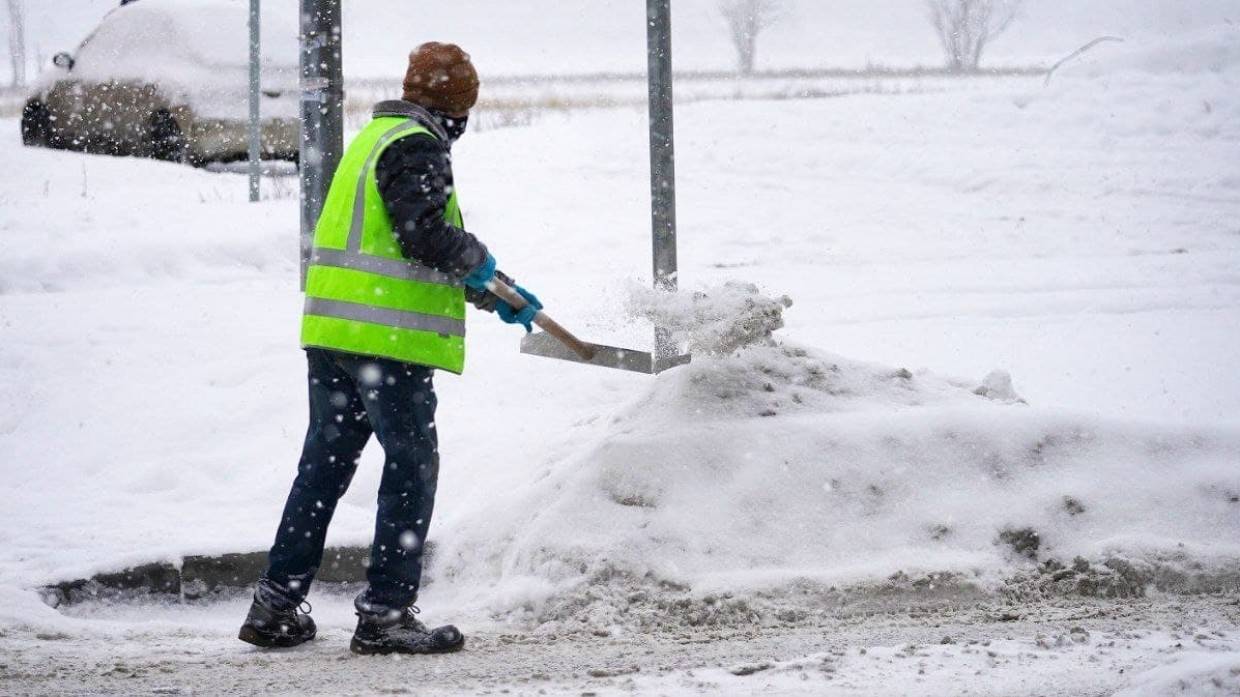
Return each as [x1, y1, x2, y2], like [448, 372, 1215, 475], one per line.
[238, 42, 542, 655]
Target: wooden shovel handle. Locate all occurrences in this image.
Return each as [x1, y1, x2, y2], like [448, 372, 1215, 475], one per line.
[486, 277, 597, 361]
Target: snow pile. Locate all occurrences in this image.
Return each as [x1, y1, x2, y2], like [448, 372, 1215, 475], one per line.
[1013, 24, 1239, 174]
[0, 152, 297, 295]
[1114, 651, 1240, 697]
[974, 370, 1025, 404]
[1053, 24, 1240, 78]
[430, 283, 1240, 631]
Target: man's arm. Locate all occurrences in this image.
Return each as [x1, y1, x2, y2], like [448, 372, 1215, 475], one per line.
[375, 133, 489, 280]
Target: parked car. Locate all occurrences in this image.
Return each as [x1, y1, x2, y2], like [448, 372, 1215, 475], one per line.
[20, 0, 300, 166]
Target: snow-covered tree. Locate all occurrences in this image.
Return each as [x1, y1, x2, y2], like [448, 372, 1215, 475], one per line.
[5, 0, 25, 87]
[719, 0, 783, 76]
[926, 0, 1021, 73]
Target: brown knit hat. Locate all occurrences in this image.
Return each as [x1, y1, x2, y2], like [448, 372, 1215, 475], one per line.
[402, 42, 480, 115]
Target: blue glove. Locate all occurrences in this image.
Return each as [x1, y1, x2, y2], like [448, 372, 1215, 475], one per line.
[496, 285, 543, 332]
[462, 254, 497, 291]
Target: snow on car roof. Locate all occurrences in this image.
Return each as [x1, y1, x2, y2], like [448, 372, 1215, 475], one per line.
[72, 0, 298, 82]
[50, 0, 302, 119]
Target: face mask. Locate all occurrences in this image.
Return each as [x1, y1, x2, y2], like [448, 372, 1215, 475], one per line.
[442, 115, 469, 143]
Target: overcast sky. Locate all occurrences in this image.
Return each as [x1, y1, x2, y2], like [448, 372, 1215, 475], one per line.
[3, 0, 1237, 83]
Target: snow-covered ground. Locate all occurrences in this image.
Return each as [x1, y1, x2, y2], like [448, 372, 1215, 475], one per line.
[4, 593, 1238, 696]
[2, 24, 1239, 697]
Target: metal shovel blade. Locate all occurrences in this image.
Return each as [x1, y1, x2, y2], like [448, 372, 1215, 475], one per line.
[520, 332, 691, 374]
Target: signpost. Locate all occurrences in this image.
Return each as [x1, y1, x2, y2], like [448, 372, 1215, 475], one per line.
[247, 0, 261, 203]
[646, 0, 679, 359]
[298, 0, 344, 289]
[519, 0, 690, 373]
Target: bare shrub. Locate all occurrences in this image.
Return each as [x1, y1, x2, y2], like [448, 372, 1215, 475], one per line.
[718, 0, 784, 76]
[926, 0, 1022, 73]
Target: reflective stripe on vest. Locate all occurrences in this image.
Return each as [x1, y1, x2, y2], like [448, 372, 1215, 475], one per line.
[303, 298, 465, 337]
[300, 116, 467, 373]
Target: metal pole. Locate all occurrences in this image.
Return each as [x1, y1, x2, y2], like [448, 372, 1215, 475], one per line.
[247, 0, 261, 202]
[646, 0, 678, 356]
[299, 0, 344, 289]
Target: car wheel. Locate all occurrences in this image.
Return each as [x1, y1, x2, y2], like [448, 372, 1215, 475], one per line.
[148, 110, 188, 163]
[21, 100, 52, 147]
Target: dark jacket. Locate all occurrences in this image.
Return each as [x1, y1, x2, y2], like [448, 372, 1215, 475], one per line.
[372, 101, 508, 311]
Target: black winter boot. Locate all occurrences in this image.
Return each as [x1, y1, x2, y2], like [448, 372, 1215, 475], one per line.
[350, 600, 464, 655]
[237, 579, 317, 648]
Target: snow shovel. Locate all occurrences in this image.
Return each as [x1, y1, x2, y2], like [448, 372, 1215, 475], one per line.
[487, 278, 691, 375]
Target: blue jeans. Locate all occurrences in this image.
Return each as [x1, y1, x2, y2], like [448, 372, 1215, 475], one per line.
[265, 348, 439, 608]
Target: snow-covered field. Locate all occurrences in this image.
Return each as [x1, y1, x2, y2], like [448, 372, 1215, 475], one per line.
[2, 25, 1239, 697]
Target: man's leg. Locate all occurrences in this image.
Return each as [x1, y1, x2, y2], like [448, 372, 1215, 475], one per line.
[241, 349, 374, 647]
[329, 355, 462, 654]
[265, 348, 374, 597]
[331, 356, 440, 608]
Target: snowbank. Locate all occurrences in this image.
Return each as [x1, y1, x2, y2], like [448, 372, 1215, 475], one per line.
[1114, 651, 1240, 697]
[1013, 24, 1240, 176]
[0, 149, 297, 295]
[429, 286, 1240, 630]
[1054, 25, 1240, 78]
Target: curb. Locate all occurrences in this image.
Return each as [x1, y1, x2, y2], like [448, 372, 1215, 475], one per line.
[40, 546, 379, 607]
